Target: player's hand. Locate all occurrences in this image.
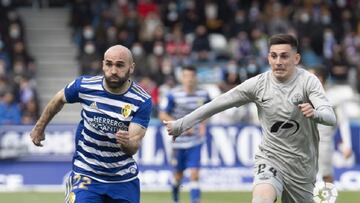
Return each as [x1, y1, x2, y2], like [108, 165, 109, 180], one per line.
[298, 103, 315, 118]
[163, 120, 179, 141]
[115, 130, 130, 146]
[342, 147, 353, 159]
[30, 127, 45, 147]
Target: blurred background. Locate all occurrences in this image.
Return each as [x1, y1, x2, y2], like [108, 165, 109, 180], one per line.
[0, 0, 359, 202]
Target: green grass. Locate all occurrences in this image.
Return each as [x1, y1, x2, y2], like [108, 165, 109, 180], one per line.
[0, 191, 359, 203]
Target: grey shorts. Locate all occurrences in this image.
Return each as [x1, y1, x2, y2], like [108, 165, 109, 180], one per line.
[253, 162, 283, 198]
[253, 161, 315, 203]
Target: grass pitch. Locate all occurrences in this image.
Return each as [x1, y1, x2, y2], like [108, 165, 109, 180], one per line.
[0, 191, 359, 202]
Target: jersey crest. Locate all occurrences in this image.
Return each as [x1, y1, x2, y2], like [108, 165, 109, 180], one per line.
[121, 103, 132, 118]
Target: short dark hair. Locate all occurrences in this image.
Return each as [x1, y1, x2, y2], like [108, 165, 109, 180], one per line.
[182, 65, 197, 73]
[269, 34, 298, 51]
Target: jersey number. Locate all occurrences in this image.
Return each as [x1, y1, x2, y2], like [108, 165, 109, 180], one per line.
[72, 174, 91, 190]
[257, 164, 277, 177]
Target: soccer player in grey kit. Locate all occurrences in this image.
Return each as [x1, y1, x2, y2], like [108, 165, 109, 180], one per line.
[163, 34, 336, 203]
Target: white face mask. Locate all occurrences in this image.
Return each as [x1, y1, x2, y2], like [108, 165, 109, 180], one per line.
[9, 24, 20, 39]
[247, 63, 257, 74]
[84, 43, 95, 54]
[321, 15, 331, 25]
[324, 31, 333, 40]
[83, 28, 94, 39]
[153, 45, 164, 56]
[205, 3, 217, 19]
[300, 12, 310, 23]
[132, 46, 143, 56]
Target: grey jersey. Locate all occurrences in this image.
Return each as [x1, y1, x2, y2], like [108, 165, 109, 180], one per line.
[173, 67, 335, 184]
[248, 68, 332, 183]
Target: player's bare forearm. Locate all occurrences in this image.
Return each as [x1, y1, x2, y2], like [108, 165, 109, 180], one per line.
[31, 89, 66, 146]
[35, 89, 66, 130]
[116, 123, 146, 156]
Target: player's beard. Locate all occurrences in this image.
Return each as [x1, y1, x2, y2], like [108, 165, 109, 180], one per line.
[104, 69, 131, 89]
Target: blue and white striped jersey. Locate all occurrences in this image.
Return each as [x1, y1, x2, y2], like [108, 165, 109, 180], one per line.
[160, 86, 210, 149]
[64, 75, 152, 183]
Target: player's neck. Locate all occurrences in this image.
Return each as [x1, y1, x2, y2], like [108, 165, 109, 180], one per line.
[183, 86, 195, 94]
[103, 79, 131, 95]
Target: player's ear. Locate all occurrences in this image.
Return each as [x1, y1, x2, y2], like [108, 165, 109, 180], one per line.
[130, 62, 135, 74]
[295, 53, 301, 65]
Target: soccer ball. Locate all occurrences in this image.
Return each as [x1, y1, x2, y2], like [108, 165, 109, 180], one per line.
[313, 182, 338, 203]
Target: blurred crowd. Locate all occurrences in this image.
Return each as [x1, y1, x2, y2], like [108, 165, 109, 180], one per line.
[69, 0, 360, 120]
[1, 0, 360, 124]
[0, 0, 39, 125]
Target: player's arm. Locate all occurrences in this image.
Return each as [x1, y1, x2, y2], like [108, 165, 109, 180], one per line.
[116, 123, 146, 156]
[30, 89, 67, 146]
[298, 103, 336, 126]
[164, 79, 256, 137]
[303, 75, 336, 126]
[198, 120, 207, 136]
[336, 104, 353, 158]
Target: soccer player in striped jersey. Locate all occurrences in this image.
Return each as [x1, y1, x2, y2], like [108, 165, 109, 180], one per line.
[30, 45, 152, 203]
[164, 34, 336, 203]
[159, 66, 210, 203]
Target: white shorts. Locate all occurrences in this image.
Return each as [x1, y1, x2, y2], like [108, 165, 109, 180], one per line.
[318, 139, 334, 177]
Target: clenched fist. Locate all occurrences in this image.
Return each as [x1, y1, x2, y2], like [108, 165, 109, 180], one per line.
[298, 103, 315, 118]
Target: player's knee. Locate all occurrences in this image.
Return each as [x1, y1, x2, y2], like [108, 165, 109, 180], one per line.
[252, 196, 275, 203]
[189, 168, 200, 180]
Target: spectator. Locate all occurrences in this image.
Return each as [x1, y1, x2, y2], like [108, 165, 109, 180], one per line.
[78, 41, 101, 75]
[191, 25, 212, 63]
[0, 89, 21, 125]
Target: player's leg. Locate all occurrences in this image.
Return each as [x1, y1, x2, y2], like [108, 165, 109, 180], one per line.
[65, 172, 104, 203]
[106, 178, 140, 203]
[319, 138, 335, 182]
[252, 163, 283, 203]
[172, 171, 184, 203]
[186, 144, 202, 203]
[171, 148, 186, 203]
[281, 180, 314, 203]
[252, 184, 277, 203]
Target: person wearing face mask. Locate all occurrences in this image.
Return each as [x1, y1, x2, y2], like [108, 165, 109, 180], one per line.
[80, 25, 95, 50]
[79, 41, 101, 75]
[163, 34, 336, 203]
[30, 45, 152, 203]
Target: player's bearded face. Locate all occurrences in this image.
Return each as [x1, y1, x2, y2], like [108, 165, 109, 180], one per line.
[104, 68, 131, 88]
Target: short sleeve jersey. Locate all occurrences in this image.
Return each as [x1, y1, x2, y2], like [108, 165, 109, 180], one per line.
[160, 86, 210, 148]
[64, 75, 152, 183]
